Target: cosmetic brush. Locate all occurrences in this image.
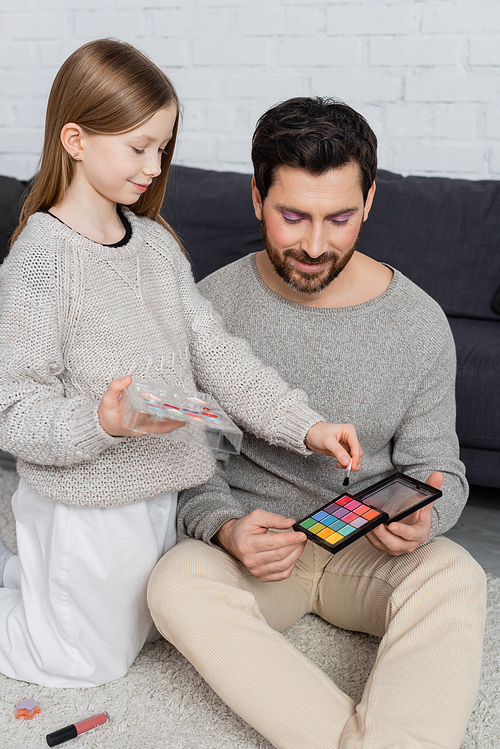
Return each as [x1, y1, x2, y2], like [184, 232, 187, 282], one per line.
[342, 457, 353, 487]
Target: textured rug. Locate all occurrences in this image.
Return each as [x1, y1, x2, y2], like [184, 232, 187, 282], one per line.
[0, 467, 499, 749]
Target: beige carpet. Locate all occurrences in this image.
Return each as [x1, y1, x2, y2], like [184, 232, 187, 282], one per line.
[0, 468, 498, 748]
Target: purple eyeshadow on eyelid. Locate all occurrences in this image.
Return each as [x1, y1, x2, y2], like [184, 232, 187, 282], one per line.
[332, 212, 354, 223]
[282, 210, 303, 221]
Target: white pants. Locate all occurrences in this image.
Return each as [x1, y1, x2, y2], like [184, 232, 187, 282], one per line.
[0, 479, 177, 687]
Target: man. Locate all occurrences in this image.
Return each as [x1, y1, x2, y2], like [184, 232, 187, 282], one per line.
[148, 98, 486, 749]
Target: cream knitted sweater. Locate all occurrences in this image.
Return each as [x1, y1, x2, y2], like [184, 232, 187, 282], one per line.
[0, 211, 321, 507]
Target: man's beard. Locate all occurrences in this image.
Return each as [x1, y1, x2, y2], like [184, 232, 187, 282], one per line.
[261, 217, 362, 295]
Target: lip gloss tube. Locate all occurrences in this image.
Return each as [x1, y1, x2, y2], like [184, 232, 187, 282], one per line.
[46, 712, 110, 747]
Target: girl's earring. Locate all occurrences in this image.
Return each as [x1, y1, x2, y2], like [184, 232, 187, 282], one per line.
[73, 153, 81, 160]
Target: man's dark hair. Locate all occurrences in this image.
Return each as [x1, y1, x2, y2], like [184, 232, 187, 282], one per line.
[251, 96, 377, 203]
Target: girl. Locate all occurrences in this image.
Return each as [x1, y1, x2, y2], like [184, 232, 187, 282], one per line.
[0, 39, 360, 688]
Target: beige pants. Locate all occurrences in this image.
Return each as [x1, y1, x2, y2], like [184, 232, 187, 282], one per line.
[148, 534, 487, 749]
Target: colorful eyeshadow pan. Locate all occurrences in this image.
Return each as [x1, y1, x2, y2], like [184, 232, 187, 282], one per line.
[338, 525, 356, 536]
[329, 520, 345, 531]
[362, 509, 380, 520]
[353, 504, 369, 516]
[334, 496, 351, 507]
[324, 531, 343, 544]
[345, 500, 361, 510]
[308, 522, 325, 533]
[312, 511, 329, 522]
[323, 502, 340, 513]
[351, 516, 368, 528]
[342, 512, 358, 523]
[318, 528, 335, 539]
[300, 518, 317, 530]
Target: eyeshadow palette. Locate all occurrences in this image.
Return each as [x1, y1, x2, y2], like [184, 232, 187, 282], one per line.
[293, 472, 442, 555]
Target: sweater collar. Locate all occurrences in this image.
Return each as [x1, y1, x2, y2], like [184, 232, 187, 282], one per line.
[32, 208, 145, 260]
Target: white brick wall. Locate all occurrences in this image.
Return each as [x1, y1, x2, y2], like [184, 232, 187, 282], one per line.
[1, 0, 500, 180]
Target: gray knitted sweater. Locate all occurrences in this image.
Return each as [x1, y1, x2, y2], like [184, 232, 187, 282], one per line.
[178, 253, 467, 543]
[0, 213, 322, 507]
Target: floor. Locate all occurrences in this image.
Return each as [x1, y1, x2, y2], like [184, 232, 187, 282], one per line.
[0, 450, 498, 576]
[444, 483, 500, 577]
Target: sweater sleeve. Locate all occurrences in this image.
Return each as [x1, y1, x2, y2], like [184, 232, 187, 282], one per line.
[391, 319, 468, 539]
[170, 240, 324, 454]
[177, 456, 246, 543]
[0, 241, 118, 466]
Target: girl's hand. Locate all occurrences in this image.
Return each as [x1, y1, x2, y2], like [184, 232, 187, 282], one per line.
[304, 421, 362, 470]
[98, 376, 185, 437]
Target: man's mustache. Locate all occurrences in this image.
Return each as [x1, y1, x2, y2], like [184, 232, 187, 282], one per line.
[283, 249, 338, 266]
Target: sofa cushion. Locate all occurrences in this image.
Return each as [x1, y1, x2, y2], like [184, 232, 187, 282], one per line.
[0, 175, 27, 264]
[358, 170, 500, 322]
[450, 317, 500, 451]
[459, 446, 499, 488]
[161, 165, 261, 281]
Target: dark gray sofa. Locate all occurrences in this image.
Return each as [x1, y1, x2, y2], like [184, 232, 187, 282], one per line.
[1, 166, 499, 488]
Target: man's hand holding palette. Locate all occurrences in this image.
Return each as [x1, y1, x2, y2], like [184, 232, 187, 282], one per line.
[293, 472, 442, 555]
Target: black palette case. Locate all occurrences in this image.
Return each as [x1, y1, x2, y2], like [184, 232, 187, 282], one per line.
[293, 472, 442, 555]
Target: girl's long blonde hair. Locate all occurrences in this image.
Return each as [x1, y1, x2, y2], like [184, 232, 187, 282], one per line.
[12, 38, 181, 246]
